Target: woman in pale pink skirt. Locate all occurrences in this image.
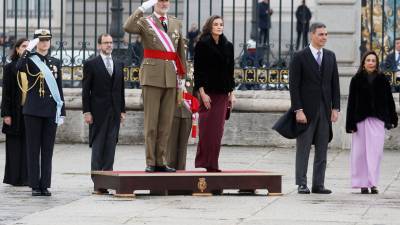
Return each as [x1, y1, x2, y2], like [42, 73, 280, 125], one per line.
[346, 51, 398, 194]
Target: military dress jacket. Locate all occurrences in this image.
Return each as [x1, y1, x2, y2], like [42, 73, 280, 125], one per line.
[124, 9, 186, 88]
[16, 51, 66, 118]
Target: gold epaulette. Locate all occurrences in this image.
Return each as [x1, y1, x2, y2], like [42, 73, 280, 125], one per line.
[20, 64, 45, 97]
[18, 72, 28, 105]
[17, 68, 45, 99]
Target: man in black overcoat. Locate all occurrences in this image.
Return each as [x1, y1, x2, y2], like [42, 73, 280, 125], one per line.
[295, 0, 312, 50]
[258, 0, 273, 45]
[82, 34, 126, 194]
[289, 22, 340, 194]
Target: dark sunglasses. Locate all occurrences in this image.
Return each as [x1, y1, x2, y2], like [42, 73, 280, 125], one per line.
[39, 38, 51, 42]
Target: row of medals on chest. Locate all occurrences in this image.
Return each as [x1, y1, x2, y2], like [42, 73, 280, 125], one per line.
[149, 26, 180, 45]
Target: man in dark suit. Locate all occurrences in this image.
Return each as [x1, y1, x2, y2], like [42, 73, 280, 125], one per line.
[295, 0, 312, 50]
[384, 37, 400, 92]
[82, 33, 126, 194]
[384, 37, 400, 71]
[258, 0, 273, 45]
[289, 22, 340, 194]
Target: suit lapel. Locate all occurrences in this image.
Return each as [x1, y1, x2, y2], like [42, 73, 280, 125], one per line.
[304, 47, 321, 78]
[95, 55, 109, 78]
[112, 60, 121, 89]
[321, 50, 329, 79]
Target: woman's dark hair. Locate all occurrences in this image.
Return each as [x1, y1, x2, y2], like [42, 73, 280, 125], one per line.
[199, 15, 223, 39]
[10, 38, 29, 61]
[357, 50, 380, 74]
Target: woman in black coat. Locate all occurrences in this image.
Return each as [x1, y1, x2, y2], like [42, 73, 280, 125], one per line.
[346, 50, 398, 194]
[1, 38, 29, 186]
[193, 15, 235, 172]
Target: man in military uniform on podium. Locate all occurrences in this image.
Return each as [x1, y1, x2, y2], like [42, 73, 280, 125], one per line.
[16, 29, 66, 196]
[124, 0, 186, 172]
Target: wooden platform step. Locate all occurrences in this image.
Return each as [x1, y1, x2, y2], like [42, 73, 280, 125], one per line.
[92, 170, 283, 197]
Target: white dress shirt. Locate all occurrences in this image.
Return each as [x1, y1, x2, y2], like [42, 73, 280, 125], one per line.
[100, 52, 113, 75]
[153, 12, 168, 26]
[309, 44, 323, 63]
[395, 51, 400, 70]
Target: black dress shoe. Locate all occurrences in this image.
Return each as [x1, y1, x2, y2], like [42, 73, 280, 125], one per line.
[370, 186, 378, 194]
[297, 185, 310, 194]
[211, 189, 223, 195]
[92, 188, 109, 195]
[32, 188, 42, 196]
[206, 168, 222, 172]
[145, 166, 156, 172]
[41, 188, 52, 196]
[361, 187, 369, 194]
[156, 166, 176, 172]
[311, 186, 332, 194]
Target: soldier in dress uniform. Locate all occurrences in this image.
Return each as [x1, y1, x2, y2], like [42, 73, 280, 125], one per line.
[124, 0, 186, 172]
[16, 29, 66, 196]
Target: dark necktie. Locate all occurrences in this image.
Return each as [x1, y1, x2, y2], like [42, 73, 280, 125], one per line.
[160, 16, 168, 32]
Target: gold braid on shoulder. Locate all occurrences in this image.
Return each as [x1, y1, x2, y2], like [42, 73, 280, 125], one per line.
[17, 63, 45, 97]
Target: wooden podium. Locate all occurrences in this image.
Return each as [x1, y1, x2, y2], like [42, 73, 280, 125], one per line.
[92, 170, 282, 198]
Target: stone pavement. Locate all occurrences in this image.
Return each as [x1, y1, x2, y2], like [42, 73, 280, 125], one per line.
[0, 144, 400, 225]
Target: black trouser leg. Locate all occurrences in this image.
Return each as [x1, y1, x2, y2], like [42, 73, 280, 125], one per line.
[296, 31, 302, 50]
[259, 29, 266, 44]
[39, 117, 57, 189]
[102, 114, 119, 171]
[312, 105, 329, 188]
[302, 30, 309, 48]
[91, 111, 119, 182]
[24, 115, 56, 189]
[264, 29, 269, 45]
[25, 115, 43, 189]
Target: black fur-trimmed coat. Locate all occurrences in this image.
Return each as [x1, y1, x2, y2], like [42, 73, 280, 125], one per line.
[193, 33, 235, 94]
[345, 71, 398, 133]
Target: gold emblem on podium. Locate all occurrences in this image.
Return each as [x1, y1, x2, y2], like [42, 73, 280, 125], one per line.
[198, 178, 207, 192]
[192, 177, 212, 196]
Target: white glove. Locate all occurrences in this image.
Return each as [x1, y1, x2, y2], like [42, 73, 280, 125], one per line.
[26, 38, 40, 52]
[178, 79, 186, 92]
[58, 116, 65, 126]
[140, 0, 158, 12]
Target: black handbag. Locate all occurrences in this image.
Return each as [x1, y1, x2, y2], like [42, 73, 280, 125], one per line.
[225, 106, 231, 120]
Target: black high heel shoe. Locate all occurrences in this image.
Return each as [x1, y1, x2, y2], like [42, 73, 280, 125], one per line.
[361, 187, 369, 194]
[370, 186, 378, 194]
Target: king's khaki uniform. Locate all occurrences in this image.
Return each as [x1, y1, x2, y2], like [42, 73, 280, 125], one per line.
[124, 9, 186, 166]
